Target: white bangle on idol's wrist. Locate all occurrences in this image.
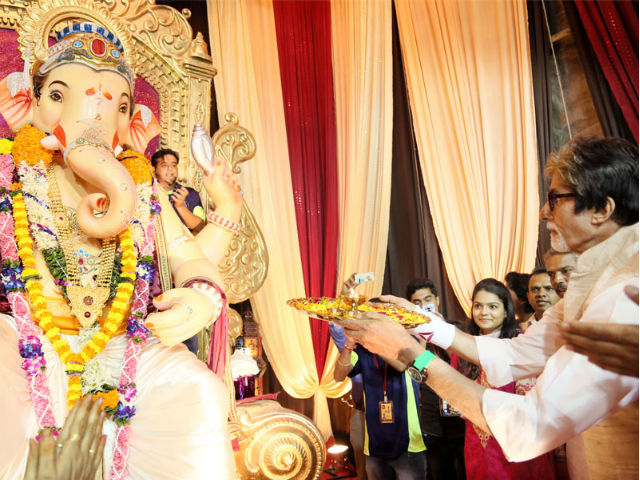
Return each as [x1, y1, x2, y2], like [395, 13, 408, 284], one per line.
[167, 235, 189, 250]
[189, 281, 222, 326]
[207, 211, 242, 234]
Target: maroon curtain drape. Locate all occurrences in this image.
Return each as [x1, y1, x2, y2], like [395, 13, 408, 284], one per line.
[574, 0, 639, 141]
[273, 0, 338, 378]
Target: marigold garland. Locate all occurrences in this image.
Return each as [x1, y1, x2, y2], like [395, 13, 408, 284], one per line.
[0, 138, 14, 155]
[6, 125, 161, 479]
[0, 153, 59, 437]
[92, 388, 121, 411]
[13, 188, 137, 409]
[13, 126, 53, 167]
[118, 149, 154, 185]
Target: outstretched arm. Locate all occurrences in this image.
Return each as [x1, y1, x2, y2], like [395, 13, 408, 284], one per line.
[381, 294, 559, 385]
[334, 341, 355, 382]
[336, 314, 490, 430]
[337, 288, 639, 462]
[379, 294, 480, 363]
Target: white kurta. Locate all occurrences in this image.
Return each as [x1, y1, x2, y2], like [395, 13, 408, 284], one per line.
[475, 224, 639, 479]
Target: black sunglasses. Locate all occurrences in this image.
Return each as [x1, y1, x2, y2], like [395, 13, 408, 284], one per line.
[547, 192, 578, 211]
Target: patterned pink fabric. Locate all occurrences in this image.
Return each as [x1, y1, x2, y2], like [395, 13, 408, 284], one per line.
[450, 352, 558, 480]
[464, 374, 557, 480]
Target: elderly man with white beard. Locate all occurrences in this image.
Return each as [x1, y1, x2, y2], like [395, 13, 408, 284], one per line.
[335, 137, 638, 480]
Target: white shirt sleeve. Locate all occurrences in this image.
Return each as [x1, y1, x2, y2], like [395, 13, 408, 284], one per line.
[475, 302, 564, 386]
[481, 281, 639, 462]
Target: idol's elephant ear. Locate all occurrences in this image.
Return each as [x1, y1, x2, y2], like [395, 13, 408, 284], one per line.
[123, 104, 161, 152]
[0, 71, 33, 131]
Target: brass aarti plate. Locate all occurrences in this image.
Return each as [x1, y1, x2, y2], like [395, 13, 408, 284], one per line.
[286, 295, 430, 326]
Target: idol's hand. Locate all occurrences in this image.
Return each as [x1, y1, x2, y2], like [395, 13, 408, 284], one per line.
[203, 159, 243, 222]
[147, 288, 219, 346]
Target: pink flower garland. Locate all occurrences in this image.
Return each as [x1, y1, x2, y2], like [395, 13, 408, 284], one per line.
[0, 154, 58, 435]
[1, 152, 161, 479]
[109, 183, 158, 479]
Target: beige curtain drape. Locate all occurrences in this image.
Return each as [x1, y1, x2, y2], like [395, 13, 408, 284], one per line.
[206, 0, 349, 438]
[395, 0, 539, 314]
[328, 0, 394, 369]
[332, 0, 393, 298]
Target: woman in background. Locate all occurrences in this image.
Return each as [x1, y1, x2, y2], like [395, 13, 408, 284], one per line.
[454, 278, 556, 480]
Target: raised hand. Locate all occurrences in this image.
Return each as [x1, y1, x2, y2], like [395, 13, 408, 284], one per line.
[560, 284, 639, 377]
[24, 396, 106, 480]
[340, 273, 358, 296]
[561, 323, 639, 377]
[202, 159, 243, 222]
[169, 186, 189, 208]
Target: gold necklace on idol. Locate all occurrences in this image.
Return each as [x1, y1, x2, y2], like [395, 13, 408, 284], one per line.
[47, 164, 116, 327]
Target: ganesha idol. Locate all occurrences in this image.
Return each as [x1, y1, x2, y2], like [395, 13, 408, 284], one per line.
[0, 20, 243, 480]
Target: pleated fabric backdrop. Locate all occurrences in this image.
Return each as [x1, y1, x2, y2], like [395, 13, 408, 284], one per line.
[207, 0, 393, 437]
[206, 0, 539, 436]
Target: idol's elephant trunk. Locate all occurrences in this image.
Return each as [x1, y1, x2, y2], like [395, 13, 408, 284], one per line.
[65, 146, 136, 239]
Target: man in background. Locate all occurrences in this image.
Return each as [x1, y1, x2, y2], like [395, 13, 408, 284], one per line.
[524, 269, 560, 330]
[543, 250, 578, 298]
[152, 148, 206, 354]
[152, 148, 206, 233]
[408, 279, 465, 480]
[334, 310, 426, 480]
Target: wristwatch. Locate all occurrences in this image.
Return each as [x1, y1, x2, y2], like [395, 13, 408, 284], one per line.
[407, 362, 428, 383]
[406, 350, 436, 383]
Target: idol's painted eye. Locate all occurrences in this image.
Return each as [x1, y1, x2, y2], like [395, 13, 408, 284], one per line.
[49, 91, 63, 102]
[119, 103, 128, 113]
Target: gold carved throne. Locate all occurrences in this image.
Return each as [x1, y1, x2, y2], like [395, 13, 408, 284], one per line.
[0, 1, 324, 478]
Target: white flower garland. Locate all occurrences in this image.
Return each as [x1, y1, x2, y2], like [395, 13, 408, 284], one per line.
[131, 183, 152, 247]
[18, 162, 58, 250]
[16, 159, 154, 396]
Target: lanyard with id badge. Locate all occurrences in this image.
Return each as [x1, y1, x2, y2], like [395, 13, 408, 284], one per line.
[373, 356, 394, 424]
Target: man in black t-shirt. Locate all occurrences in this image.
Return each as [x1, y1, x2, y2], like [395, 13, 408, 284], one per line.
[152, 148, 206, 232]
[407, 278, 466, 480]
